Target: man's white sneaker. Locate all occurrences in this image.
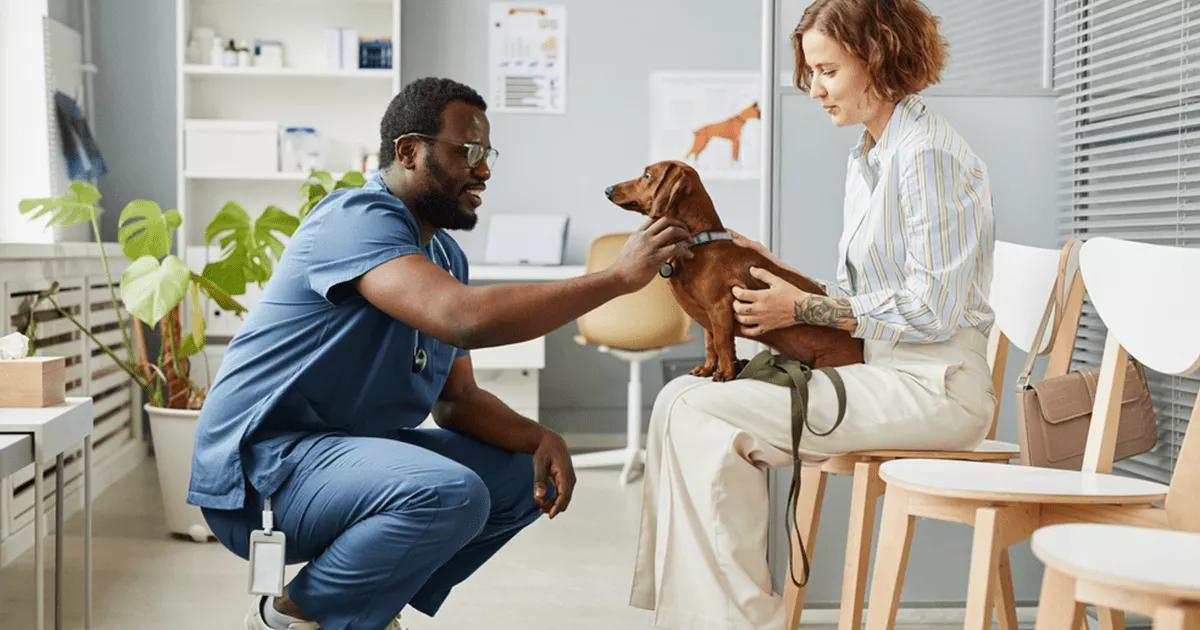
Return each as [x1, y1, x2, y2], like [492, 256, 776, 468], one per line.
[244, 596, 320, 630]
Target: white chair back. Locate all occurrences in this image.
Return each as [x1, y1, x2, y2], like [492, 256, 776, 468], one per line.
[983, 240, 1085, 439]
[1079, 237, 1200, 530]
[990, 240, 1080, 354]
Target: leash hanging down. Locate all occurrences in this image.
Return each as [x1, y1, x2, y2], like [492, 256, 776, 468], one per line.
[735, 351, 847, 588]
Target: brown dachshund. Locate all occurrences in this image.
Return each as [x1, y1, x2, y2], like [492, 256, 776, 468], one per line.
[685, 102, 761, 163]
[605, 160, 864, 381]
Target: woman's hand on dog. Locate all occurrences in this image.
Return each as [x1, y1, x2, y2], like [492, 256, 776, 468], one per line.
[731, 266, 809, 336]
[728, 229, 771, 258]
[609, 217, 693, 291]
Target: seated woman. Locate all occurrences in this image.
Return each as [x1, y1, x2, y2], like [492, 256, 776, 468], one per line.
[630, 1, 997, 628]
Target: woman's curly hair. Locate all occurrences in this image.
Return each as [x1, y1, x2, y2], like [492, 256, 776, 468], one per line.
[792, 0, 948, 102]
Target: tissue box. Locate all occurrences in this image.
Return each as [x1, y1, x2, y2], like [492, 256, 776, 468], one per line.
[0, 357, 66, 408]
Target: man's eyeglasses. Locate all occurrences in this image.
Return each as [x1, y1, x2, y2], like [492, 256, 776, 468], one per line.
[394, 133, 499, 170]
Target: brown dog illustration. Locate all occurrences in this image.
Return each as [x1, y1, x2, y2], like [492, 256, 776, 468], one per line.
[685, 102, 761, 163]
[605, 160, 863, 381]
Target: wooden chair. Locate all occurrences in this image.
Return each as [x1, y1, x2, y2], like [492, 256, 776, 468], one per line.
[1033, 524, 1200, 630]
[785, 240, 1086, 630]
[572, 232, 692, 485]
[863, 237, 1200, 630]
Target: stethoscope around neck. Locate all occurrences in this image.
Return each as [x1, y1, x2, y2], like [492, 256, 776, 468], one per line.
[412, 237, 453, 374]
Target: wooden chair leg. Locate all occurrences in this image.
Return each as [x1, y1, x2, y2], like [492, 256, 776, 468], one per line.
[837, 462, 883, 630]
[992, 548, 1019, 630]
[784, 464, 827, 630]
[1099, 607, 1127, 630]
[864, 488, 915, 630]
[1035, 567, 1084, 630]
[1152, 605, 1200, 630]
[964, 507, 1006, 630]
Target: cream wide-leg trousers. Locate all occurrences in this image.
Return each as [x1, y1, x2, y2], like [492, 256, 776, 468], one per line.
[629, 327, 996, 630]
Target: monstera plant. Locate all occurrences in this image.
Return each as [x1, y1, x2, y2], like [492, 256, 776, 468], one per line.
[17, 173, 365, 541]
[18, 182, 252, 409]
[17, 170, 365, 411]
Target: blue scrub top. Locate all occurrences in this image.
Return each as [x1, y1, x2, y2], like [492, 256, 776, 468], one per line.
[187, 173, 470, 510]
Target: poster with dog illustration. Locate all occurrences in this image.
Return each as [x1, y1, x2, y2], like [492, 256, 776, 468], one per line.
[649, 72, 762, 180]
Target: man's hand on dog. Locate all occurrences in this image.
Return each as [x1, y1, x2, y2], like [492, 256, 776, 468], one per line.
[610, 217, 693, 291]
[732, 266, 811, 336]
[532, 431, 575, 519]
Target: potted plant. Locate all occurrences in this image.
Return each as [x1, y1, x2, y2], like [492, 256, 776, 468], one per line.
[17, 170, 365, 540]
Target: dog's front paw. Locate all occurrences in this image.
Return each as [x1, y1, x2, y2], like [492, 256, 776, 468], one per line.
[691, 363, 716, 377]
[712, 366, 736, 382]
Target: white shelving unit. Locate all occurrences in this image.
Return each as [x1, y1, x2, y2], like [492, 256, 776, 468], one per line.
[183, 64, 394, 80]
[175, 0, 402, 315]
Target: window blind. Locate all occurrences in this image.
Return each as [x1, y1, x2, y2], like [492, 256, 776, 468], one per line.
[1054, 0, 1199, 483]
[927, 0, 1048, 94]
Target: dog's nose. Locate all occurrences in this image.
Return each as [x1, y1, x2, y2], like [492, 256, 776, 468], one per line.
[604, 186, 615, 199]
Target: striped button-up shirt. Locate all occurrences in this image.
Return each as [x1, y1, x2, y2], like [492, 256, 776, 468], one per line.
[824, 95, 995, 344]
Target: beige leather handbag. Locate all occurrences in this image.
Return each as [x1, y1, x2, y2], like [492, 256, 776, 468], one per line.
[1014, 274, 1157, 470]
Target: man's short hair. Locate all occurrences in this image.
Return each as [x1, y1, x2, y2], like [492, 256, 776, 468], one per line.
[792, 0, 947, 103]
[378, 77, 488, 170]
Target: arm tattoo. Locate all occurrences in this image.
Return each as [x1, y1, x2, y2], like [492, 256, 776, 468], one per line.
[794, 295, 857, 331]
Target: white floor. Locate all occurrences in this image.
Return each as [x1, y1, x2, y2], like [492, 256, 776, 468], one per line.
[0, 456, 959, 630]
[0, 457, 663, 629]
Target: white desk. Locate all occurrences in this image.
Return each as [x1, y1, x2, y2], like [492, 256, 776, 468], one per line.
[0, 398, 94, 630]
[469, 265, 587, 420]
[471, 264, 586, 282]
[0, 434, 34, 486]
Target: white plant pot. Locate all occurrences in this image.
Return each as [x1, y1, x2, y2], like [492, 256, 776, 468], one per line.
[145, 404, 213, 542]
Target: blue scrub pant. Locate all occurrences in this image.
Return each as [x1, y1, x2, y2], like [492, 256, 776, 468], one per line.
[202, 428, 545, 630]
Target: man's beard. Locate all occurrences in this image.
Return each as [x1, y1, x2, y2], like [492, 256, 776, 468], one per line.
[410, 152, 479, 231]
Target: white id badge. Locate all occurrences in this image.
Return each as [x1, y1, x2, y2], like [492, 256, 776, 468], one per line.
[248, 529, 286, 596]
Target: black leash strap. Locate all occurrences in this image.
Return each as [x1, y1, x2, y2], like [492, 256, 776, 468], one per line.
[735, 350, 847, 587]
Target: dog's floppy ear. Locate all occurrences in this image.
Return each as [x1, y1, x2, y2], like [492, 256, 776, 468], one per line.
[650, 166, 691, 217]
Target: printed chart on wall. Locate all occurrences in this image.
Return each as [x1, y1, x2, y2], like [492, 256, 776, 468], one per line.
[650, 72, 762, 180]
[489, 4, 567, 114]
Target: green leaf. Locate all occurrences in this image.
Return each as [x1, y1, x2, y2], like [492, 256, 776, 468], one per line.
[255, 205, 299, 260]
[192, 272, 247, 314]
[188, 282, 204, 343]
[69, 181, 102, 205]
[18, 181, 102, 228]
[118, 200, 177, 260]
[202, 202, 299, 295]
[120, 255, 191, 326]
[298, 188, 325, 220]
[201, 250, 248, 297]
[335, 170, 367, 189]
[178, 334, 203, 359]
[178, 282, 206, 358]
[311, 170, 335, 192]
[204, 201, 252, 249]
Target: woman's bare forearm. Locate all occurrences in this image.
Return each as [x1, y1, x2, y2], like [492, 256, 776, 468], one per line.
[793, 294, 856, 332]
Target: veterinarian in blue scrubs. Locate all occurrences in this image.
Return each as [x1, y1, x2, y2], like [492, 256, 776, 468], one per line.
[190, 77, 692, 630]
[631, 2, 999, 628]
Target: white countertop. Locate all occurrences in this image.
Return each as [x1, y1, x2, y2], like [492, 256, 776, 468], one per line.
[471, 265, 586, 282]
[0, 242, 123, 260]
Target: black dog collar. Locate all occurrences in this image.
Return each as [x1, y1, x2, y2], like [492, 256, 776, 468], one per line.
[659, 230, 733, 278]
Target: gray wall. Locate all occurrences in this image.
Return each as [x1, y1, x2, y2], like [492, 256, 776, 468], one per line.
[402, 0, 764, 437]
[767, 94, 1060, 605]
[82, 0, 758, 437]
[76, 0, 1068, 613]
[91, 0, 177, 242]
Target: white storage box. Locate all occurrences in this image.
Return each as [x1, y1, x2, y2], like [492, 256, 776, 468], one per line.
[185, 119, 279, 174]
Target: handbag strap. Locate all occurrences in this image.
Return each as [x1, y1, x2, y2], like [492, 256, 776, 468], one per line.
[1015, 272, 1062, 391]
